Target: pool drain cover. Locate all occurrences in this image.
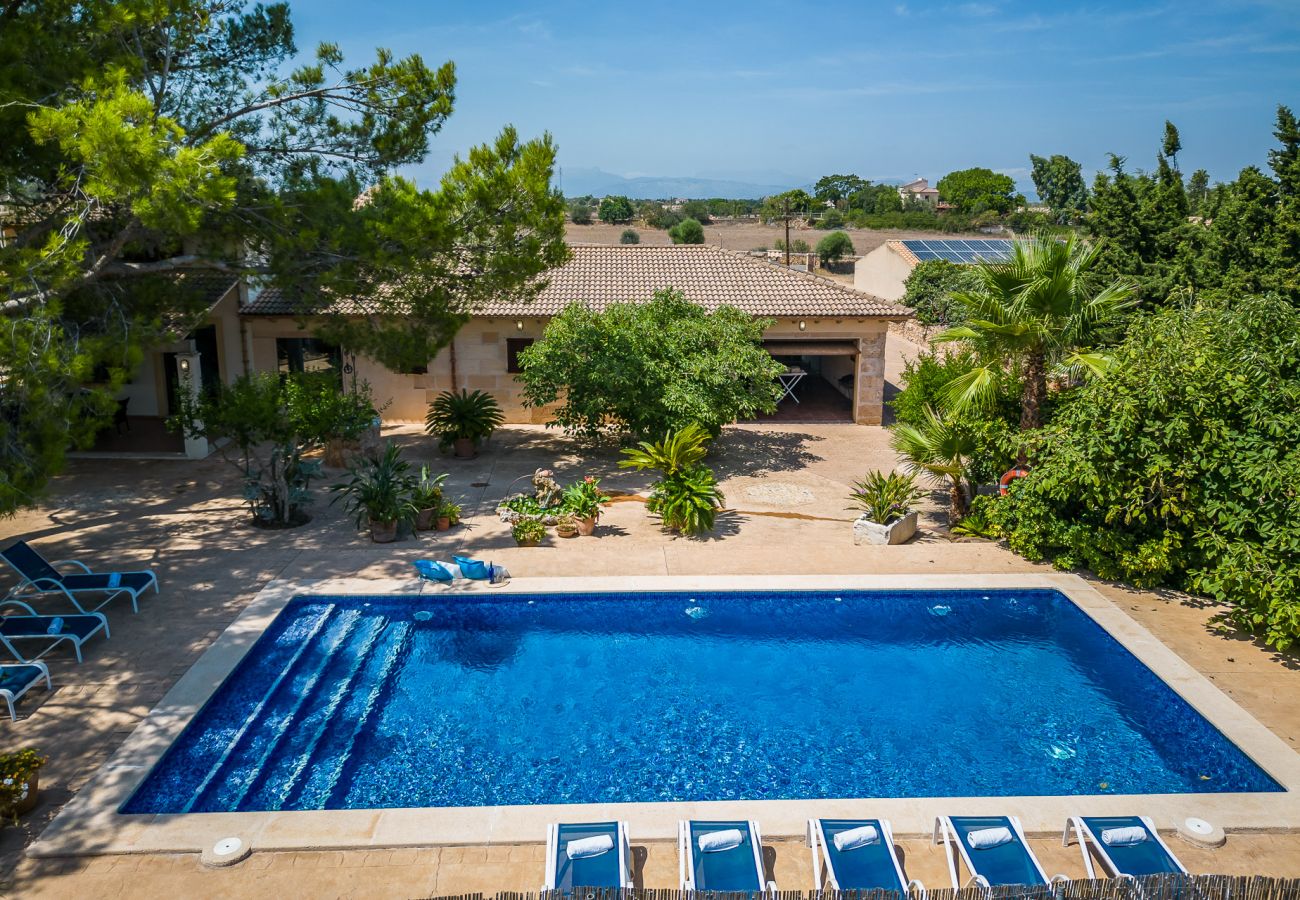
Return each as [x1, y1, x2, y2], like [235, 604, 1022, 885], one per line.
[1177, 817, 1226, 848]
[202, 835, 251, 867]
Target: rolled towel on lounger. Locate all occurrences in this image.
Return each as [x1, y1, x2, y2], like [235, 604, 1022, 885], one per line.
[46, 616, 64, 635]
[833, 824, 880, 851]
[566, 834, 614, 859]
[966, 826, 1014, 850]
[698, 829, 744, 853]
[1101, 825, 1149, 847]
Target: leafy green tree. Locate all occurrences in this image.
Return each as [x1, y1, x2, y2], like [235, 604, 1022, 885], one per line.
[872, 188, 904, 214]
[598, 195, 635, 223]
[1162, 120, 1182, 169]
[1029, 154, 1088, 222]
[817, 209, 845, 229]
[815, 231, 855, 266]
[0, 0, 566, 515]
[761, 189, 813, 222]
[518, 289, 783, 439]
[669, 218, 705, 244]
[813, 174, 867, 204]
[899, 259, 980, 326]
[983, 294, 1300, 651]
[936, 234, 1137, 437]
[171, 372, 374, 526]
[619, 228, 641, 245]
[1186, 169, 1211, 214]
[680, 200, 712, 224]
[936, 167, 1017, 214]
[639, 201, 682, 229]
[569, 200, 594, 224]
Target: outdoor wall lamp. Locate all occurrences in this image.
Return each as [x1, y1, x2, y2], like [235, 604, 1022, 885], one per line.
[798, 320, 807, 331]
[178, 357, 191, 375]
[515, 320, 524, 331]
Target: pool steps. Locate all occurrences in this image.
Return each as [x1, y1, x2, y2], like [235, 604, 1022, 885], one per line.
[179, 606, 334, 813]
[242, 613, 389, 810]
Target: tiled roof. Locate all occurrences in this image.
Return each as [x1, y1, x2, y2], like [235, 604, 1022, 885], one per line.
[242, 245, 908, 319]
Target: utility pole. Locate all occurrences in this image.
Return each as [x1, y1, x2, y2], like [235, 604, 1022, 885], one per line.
[783, 197, 792, 267]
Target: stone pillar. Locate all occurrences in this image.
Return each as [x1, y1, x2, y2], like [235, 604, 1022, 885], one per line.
[853, 328, 888, 425]
[175, 351, 210, 459]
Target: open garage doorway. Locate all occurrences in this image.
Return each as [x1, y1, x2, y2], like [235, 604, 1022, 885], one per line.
[752, 339, 857, 424]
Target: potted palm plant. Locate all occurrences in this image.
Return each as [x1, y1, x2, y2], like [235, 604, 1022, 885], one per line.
[411, 466, 447, 531]
[848, 470, 923, 545]
[511, 516, 546, 546]
[561, 476, 610, 536]
[330, 443, 417, 542]
[424, 389, 504, 459]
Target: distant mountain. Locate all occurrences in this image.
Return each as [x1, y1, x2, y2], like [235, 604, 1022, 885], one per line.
[560, 167, 802, 200]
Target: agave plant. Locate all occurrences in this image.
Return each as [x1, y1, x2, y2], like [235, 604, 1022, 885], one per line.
[424, 389, 504, 455]
[889, 406, 977, 521]
[847, 471, 922, 525]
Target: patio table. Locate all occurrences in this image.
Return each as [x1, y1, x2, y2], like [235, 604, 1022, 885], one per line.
[776, 367, 805, 403]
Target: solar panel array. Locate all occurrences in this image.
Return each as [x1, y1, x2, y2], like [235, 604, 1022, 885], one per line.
[899, 238, 1017, 263]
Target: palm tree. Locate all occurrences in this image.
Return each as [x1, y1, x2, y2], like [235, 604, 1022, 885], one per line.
[890, 406, 977, 521]
[936, 234, 1136, 436]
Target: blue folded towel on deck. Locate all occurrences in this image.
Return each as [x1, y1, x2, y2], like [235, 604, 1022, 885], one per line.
[46, 617, 64, 635]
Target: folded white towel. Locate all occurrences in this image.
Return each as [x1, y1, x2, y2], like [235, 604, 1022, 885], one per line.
[437, 561, 464, 579]
[697, 829, 744, 854]
[566, 834, 614, 859]
[833, 824, 880, 851]
[1101, 825, 1149, 847]
[966, 826, 1014, 850]
[46, 617, 64, 635]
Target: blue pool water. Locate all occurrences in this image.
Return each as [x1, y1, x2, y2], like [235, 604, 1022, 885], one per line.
[123, 590, 1282, 814]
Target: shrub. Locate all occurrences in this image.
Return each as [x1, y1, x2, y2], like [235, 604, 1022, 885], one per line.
[890, 350, 1019, 485]
[681, 200, 712, 224]
[597, 195, 634, 223]
[984, 295, 1300, 650]
[518, 289, 783, 439]
[900, 259, 980, 326]
[170, 372, 359, 526]
[568, 201, 593, 224]
[815, 231, 855, 266]
[847, 471, 922, 524]
[619, 228, 640, 244]
[424, 389, 504, 451]
[668, 217, 705, 244]
[0, 748, 46, 821]
[817, 209, 844, 229]
[773, 238, 810, 253]
[640, 202, 682, 229]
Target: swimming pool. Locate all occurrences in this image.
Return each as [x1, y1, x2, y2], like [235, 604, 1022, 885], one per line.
[122, 589, 1281, 814]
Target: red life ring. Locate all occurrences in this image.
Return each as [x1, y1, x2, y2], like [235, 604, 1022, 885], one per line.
[999, 467, 1030, 495]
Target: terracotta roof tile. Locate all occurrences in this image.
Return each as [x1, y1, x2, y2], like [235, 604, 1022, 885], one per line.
[242, 245, 909, 319]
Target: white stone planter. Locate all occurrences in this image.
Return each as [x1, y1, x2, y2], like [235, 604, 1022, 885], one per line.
[853, 511, 918, 546]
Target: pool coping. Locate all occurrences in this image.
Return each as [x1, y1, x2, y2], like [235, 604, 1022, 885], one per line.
[28, 573, 1300, 859]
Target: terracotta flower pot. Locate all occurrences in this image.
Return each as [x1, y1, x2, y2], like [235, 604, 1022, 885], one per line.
[369, 519, 398, 543]
[577, 516, 596, 536]
[515, 538, 540, 547]
[556, 525, 578, 539]
[436, 516, 451, 531]
[452, 437, 477, 459]
[415, 508, 437, 531]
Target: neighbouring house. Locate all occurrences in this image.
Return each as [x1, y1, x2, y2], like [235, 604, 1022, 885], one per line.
[853, 238, 1018, 302]
[898, 177, 940, 208]
[105, 245, 909, 456]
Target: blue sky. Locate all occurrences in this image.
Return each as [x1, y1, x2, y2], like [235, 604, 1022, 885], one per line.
[292, 0, 1299, 192]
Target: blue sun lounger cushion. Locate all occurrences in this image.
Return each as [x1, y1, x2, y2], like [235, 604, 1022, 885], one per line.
[684, 820, 768, 891]
[939, 815, 1056, 887]
[813, 818, 919, 892]
[1076, 816, 1187, 876]
[545, 822, 630, 889]
[413, 560, 454, 582]
[452, 557, 490, 580]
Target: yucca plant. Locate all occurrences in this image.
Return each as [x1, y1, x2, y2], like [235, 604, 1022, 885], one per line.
[847, 471, 922, 525]
[329, 443, 417, 540]
[424, 389, 504, 456]
[889, 406, 977, 521]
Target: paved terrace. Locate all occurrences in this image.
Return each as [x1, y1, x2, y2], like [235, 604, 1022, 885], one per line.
[1, 420, 1298, 897]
